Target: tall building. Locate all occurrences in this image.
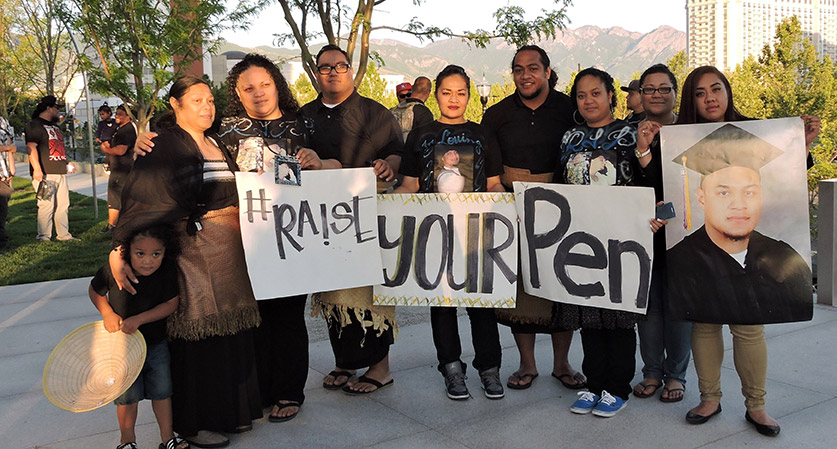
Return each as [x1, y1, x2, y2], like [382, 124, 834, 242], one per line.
[687, 0, 837, 70]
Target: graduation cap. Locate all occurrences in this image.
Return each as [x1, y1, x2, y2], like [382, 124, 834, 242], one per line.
[672, 123, 783, 230]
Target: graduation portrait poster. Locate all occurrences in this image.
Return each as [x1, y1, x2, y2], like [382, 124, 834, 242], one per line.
[660, 118, 813, 324]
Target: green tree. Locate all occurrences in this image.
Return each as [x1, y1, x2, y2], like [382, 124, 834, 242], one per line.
[729, 16, 837, 209]
[65, 0, 252, 130]
[290, 74, 317, 106]
[272, 0, 573, 90]
[357, 61, 396, 108]
[666, 50, 689, 113]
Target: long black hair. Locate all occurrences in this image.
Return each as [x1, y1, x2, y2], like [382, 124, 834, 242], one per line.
[676, 66, 745, 124]
[225, 53, 299, 117]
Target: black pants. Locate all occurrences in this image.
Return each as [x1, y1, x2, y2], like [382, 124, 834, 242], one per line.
[431, 307, 501, 374]
[0, 179, 10, 247]
[581, 327, 636, 400]
[327, 308, 394, 370]
[255, 295, 309, 406]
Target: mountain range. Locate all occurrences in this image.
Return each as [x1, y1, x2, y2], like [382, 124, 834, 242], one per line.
[218, 25, 686, 85]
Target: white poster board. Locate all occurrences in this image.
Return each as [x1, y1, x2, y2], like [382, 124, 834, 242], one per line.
[373, 193, 518, 308]
[513, 182, 655, 314]
[235, 168, 383, 299]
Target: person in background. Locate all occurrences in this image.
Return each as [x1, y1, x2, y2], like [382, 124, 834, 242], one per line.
[395, 82, 412, 104]
[0, 114, 15, 251]
[95, 103, 117, 145]
[26, 95, 78, 242]
[482, 45, 584, 392]
[100, 105, 137, 233]
[622, 79, 645, 123]
[390, 77, 434, 141]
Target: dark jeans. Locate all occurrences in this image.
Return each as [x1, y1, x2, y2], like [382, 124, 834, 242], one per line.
[581, 327, 636, 400]
[431, 306, 501, 374]
[637, 265, 692, 384]
[255, 295, 308, 406]
[0, 179, 10, 246]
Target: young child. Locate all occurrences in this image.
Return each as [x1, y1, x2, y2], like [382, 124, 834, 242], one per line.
[89, 225, 189, 449]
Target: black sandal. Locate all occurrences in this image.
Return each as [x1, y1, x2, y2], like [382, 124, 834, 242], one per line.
[159, 436, 190, 449]
[269, 401, 301, 422]
[117, 443, 138, 449]
[323, 370, 354, 390]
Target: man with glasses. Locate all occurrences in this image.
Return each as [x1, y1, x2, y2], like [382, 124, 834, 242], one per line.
[301, 44, 403, 396]
[100, 105, 136, 233]
[482, 45, 585, 392]
[632, 63, 692, 403]
[390, 76, 433, 141]
[395, 82, 412, 104]
[25, 95, 78, 241]
[621, 79, 646, 123]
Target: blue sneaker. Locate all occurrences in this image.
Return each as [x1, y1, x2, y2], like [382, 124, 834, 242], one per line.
[592, 390, 627, 417]
[570, 391, 600, 414]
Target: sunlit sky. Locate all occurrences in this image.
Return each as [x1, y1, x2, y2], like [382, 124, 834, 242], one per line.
[221, 1, 687, 48]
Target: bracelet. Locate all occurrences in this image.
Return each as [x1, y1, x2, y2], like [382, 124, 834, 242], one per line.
[634, 147, 651, 158]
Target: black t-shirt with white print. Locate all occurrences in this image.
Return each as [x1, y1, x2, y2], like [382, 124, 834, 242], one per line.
[400, 121, 503, 193]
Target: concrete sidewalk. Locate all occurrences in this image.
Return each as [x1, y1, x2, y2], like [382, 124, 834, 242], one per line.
[1, 277, 835, 449]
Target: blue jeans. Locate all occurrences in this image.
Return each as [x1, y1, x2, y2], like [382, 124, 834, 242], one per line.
[114, 341, 172, 405]
[637, 266, 692, 384]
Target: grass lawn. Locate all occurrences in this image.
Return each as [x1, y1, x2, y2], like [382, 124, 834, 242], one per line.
[1, 177, 111, 286]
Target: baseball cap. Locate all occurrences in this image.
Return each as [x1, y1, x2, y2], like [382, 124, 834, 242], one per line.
[620, 80, 641, 93]
[396, 82, 412, 95]
[39, 95, 64, 109]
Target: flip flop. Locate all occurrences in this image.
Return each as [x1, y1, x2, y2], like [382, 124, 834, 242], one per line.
[323, 370, 354, 390]
[660, 385, 685, 403]
[633, 379, 663, 398]
[269, 401, 301, 422]
[507, 372, 539, 390]
[342, 375, 394, 395]
[552, 372, 586, 390]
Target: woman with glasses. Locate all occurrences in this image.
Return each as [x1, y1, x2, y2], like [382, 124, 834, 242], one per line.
[394, 64, 507, 401]
[630, 64, 692, 403]
[559, 67, 644, 418]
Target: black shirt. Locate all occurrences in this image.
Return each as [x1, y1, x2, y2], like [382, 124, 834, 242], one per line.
[96, 118, 117, 142]
[667, 227, 813, 324]
[90, 259, 179, 344]
[482, 90, 575, 175]
[301, 90, 403, 168]
[559, 120, 639, 186]
[25, 117, 67, 175]
[108, 123, 137, 174]
[400, 121, 503, 193]
[215, 111, 322, 170]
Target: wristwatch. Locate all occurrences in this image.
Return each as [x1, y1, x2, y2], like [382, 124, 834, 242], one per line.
[634, 147, 651, 158]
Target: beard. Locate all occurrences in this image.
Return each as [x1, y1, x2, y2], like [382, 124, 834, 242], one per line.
[517, 85, 544, 100]
[722, 230, 752, 242]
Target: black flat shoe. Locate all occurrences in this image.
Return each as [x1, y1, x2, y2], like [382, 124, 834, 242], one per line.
[686, 403, 722, 424]
[745, 411, 781, 436]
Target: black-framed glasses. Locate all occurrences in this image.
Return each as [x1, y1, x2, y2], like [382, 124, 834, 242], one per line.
[641, 86, 673, 95]
[317, 63, 351, 75]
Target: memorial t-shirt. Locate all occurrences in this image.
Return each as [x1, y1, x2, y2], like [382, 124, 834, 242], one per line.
[400, 120, 503, 193]
[25, 117, 67, 175]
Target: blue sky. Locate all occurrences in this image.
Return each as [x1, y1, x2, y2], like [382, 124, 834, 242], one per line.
[221, 0, 687, 48]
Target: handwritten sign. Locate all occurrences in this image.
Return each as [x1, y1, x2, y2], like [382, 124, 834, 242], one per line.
[373, 193, 518, 308]
[513, 182, 654, 314]
[235, 168, 383, 299]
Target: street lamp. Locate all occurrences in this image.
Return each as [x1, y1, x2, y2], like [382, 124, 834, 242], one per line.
[476, 76, 491, 115]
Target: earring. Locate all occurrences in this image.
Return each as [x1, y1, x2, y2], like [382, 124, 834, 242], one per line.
[573, 109, 584, 125]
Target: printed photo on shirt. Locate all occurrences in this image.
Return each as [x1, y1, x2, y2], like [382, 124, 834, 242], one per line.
[565, 149, 617, 186]
[237, 137, 294, 172]
[433, 145, 473, 193]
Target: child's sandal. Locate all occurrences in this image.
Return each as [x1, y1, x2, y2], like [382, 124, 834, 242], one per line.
[160, 436, 190, 449]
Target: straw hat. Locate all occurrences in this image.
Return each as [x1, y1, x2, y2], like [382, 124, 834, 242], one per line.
[43, 321, 147, 412]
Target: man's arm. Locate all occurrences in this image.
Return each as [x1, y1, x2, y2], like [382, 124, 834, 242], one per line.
[101, 142, 128, 156]
[27, 142, 43, 181]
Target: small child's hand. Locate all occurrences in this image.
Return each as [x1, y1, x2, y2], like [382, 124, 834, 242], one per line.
[103, 312, 123, 333]
[120, 316, 140, 334]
